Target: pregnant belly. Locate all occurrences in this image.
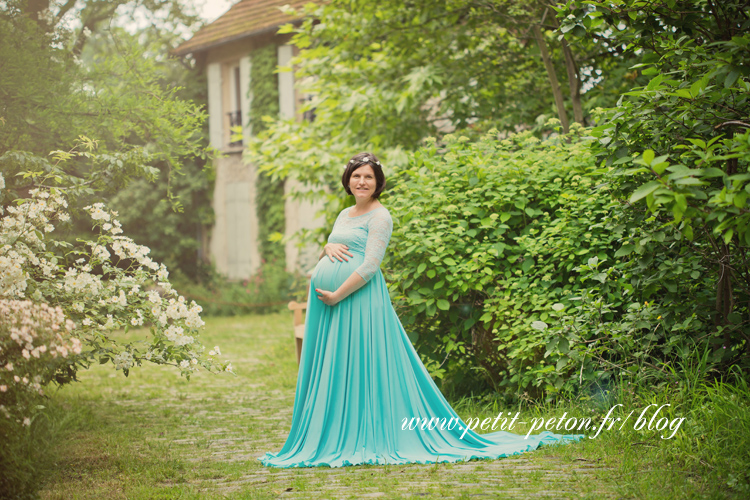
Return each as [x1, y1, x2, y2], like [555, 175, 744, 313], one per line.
[311, 253, 364, 292]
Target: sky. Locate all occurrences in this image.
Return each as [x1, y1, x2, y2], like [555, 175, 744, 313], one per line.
[198, 0, 235, 23]
[56, 0, 237, 36]
[104, 0, 237, 40]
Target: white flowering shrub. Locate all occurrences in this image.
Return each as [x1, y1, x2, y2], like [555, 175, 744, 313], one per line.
[0, 300, 81, 425]
[0, 183, 230, 391]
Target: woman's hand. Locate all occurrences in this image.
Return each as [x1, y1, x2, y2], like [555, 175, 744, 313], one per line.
[315, 273, 366, 307]
[324, 243, 353, 262]
[315, 288, 340, 306]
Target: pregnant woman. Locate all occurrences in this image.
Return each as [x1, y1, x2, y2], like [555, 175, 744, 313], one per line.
[259, 152, 582, 468]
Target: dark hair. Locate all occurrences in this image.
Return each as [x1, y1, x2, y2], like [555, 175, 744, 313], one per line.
[341, 152, 386, 199]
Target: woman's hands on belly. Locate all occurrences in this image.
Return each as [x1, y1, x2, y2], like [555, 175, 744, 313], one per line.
[316, 271, 366, 306]
[323, 243, 353, 262]
[315, 287, 339, 306]
[312, 254, 366, 306]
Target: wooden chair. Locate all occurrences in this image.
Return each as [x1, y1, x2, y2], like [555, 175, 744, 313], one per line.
[288, 300, 306, 364]
[288, 268, 314, 364]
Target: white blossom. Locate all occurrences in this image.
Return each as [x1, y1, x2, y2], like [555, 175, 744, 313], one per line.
[147, 291, 161, 304]
[113, 351, 134, 370]
[89, 207, 110, 221]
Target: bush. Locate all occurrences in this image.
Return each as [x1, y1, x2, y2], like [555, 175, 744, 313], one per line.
[385, 128, 620, 397]
[0, 300, 81, 422]
[0, 300, 82, 498]
[563, 0, 750, 369]
[172, 262, 302, 317]
[386, 126, 729, 400]
[0, 177, 233, 497]
[0, 181, 230, 383]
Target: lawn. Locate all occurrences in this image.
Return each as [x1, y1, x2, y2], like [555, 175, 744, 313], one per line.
[36, 313, 728, 499]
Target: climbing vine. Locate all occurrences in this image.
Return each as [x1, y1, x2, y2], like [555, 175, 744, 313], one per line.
[250, 43, 286, 267]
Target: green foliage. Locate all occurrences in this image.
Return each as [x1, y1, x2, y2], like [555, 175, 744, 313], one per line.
[109, 158, 214, 282]
[685, 370, 750, 495]
[560, 0, 750, 360]
[0, 396, 72, 500]
[282, 0, 591, 134]
[84, 26, 215, 282]
[0, 178, 229, 383]
[0, 0, 232, 390]
[1, 0, 218, 286]
[538, 256, 696, 397]
[389, 125, 741, 398]
[614, 352, 750, 497]
[0, 14, 209, 208]
[386, 128, 622, 396]
[247, 0, 623, 240]
[0, 5, 77, 155]
[172, 265, 295, 316]
[250, 44, 286, 269]
[0, 179, 232, 496]
[0, 299, 83, 498]
[248, 44, 280, 137]
[246, 0, 750, 400]
[0, 2, 221, 496]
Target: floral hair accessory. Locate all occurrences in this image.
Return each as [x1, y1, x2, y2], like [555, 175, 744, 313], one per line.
[346, 156, 381, 168]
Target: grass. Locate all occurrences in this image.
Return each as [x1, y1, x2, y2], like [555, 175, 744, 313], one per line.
[26, 313, 749, 499]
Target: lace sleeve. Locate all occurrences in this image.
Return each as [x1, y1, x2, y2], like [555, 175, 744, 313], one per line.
[354, 210, 393, 282]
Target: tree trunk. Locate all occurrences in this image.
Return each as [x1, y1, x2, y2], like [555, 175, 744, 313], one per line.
[547, 12, 584, 125]
[532, 24, 569, 133]
[560, 37, 584, 125]
[716, 242, 734, 337]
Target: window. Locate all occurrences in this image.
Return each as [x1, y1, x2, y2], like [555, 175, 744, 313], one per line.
[227, 64, 242, 147]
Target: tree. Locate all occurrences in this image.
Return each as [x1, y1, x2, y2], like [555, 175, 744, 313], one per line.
[0, 0, 223, 377]
[561, 0, 750, 361]
[0, 4, 225, 495]
[1, 0, 208, 206]
[248, 0, 631, 239]
[1, 0, 215, 280]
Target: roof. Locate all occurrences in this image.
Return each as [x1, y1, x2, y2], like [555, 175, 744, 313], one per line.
[174, 0, 314, 56]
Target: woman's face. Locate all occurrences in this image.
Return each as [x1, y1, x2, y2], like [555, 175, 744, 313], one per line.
[349, 164, 377, 201]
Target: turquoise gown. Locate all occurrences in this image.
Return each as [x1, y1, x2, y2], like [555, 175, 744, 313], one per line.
[259, 206, 583, 468]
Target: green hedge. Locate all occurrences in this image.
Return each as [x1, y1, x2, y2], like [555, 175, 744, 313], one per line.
[386, 129, 611, 396]
[387, 125, 717, 401]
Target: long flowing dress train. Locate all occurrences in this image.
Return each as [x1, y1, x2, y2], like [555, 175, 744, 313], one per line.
[259, 206, 583, 468]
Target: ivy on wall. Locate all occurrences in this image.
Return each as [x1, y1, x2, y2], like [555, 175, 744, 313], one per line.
[249, 43, 286, 268]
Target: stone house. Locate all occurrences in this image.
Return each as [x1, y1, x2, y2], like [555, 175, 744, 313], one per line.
[175, 0, 322, 280]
